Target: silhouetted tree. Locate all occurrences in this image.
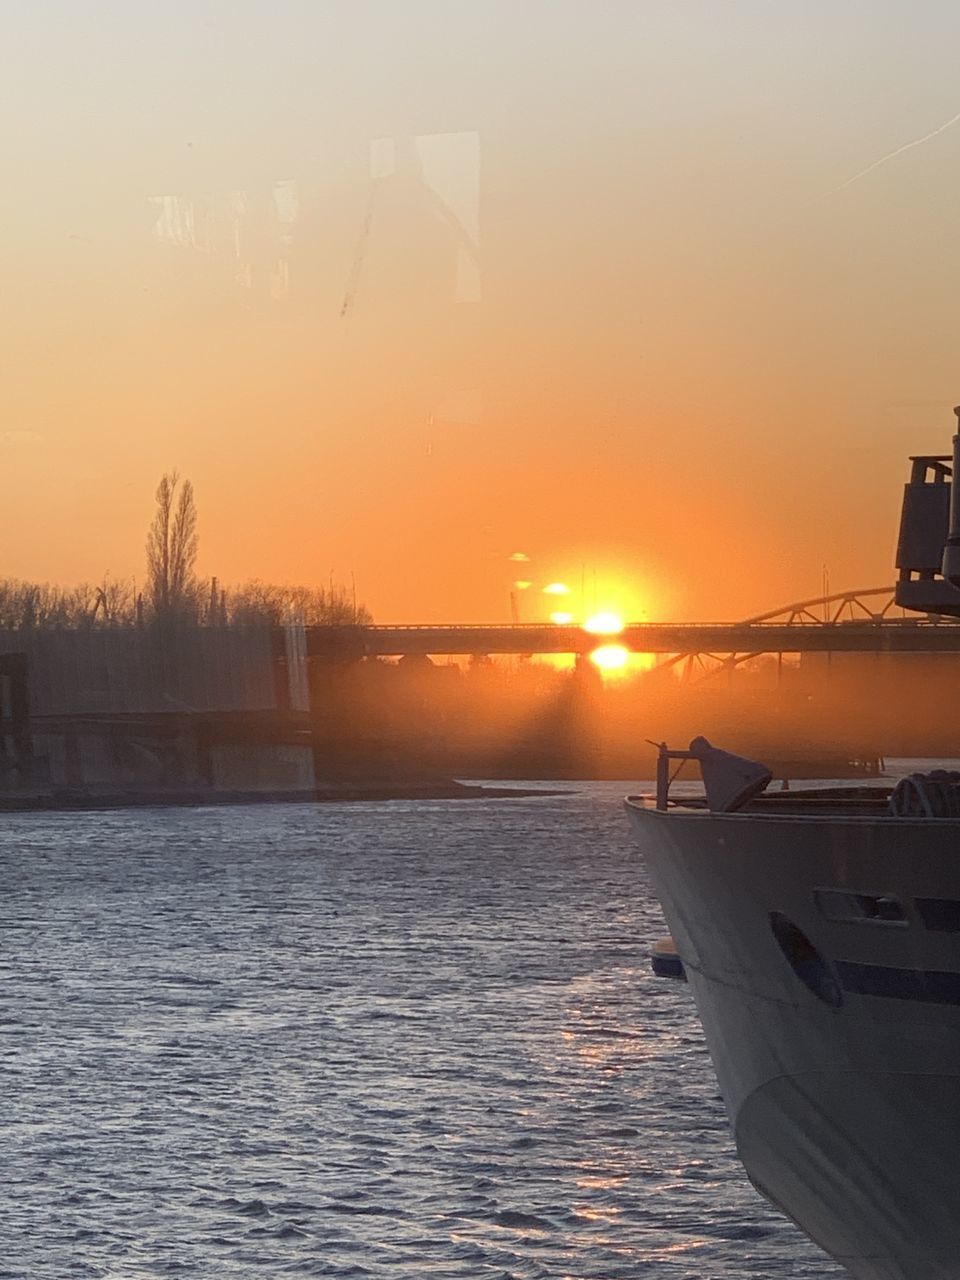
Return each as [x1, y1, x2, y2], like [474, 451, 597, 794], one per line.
[92, 574, 134, 624]
[0, 578, 137, 628]
[225, 580, 371, 626]
[146, 471, 198, 619]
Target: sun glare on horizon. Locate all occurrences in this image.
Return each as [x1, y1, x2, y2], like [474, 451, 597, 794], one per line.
[584, 610, 624, 636]
[589, 643, 630, 674]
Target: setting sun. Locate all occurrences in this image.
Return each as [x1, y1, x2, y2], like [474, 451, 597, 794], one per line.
[584, 611, 624, 636]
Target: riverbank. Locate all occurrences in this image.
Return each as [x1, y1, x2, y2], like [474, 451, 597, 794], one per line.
[0, 779, 571, 812]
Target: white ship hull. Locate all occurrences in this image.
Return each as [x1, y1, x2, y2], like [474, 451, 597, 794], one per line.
[626, 798, 960, 1280]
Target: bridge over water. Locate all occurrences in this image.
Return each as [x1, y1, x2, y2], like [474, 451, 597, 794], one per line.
[306, 587, 960, 662]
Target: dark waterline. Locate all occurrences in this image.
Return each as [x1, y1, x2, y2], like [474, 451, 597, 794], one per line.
[1, 782, 839, 1277]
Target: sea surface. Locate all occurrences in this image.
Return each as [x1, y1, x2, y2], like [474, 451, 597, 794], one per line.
[0, 779, 849, 1279]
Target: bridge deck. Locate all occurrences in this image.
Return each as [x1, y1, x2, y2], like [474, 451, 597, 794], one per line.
[304, 620, 960, 658]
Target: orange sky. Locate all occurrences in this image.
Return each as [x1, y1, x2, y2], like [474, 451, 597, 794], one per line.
[4, 1, 960, 622]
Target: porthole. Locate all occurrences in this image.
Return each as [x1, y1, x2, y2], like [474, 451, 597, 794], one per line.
[769, 911, 843, 1007]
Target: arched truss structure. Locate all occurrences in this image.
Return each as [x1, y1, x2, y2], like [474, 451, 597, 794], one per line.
[741, 586, 899, 626]
[662, 586, 899, 684]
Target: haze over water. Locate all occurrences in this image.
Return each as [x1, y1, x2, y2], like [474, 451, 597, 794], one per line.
[2, 784, 840, 1278]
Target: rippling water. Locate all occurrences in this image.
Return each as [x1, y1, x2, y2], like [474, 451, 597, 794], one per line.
[0, 782, 840, 1278]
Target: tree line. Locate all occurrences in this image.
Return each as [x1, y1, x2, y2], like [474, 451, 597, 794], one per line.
[0, 472, 371, 629]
